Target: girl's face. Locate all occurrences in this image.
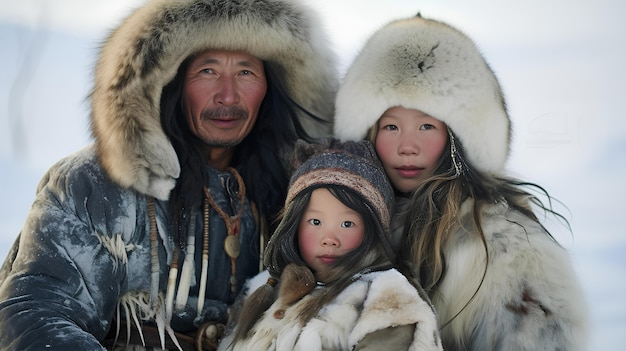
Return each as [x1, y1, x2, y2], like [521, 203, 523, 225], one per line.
[375, 106, 448, 193]
[298, 188, 365, 279]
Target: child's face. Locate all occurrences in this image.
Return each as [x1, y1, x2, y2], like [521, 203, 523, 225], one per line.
[298, 188, 365, 280]
[374, 106, 448, 193]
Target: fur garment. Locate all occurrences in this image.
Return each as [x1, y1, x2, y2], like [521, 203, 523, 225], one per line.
[219, 268, 443, 351]
[429, 199, 588, 350]
[91, 0, 338, 200]
[334, 15, 510, 175]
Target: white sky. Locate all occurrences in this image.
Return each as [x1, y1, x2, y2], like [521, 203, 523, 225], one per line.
[1, 0, 625, 348]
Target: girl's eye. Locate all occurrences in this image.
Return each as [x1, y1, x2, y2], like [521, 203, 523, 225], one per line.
[307, 218, 321, 226]
[341, 221, 354, 228]
[382, 124, 398, 131]
[420, 124, 435, 130]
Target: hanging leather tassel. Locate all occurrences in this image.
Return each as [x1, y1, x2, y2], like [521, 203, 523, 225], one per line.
[165, 249, 179, 321]
[175, 231, 196, 310]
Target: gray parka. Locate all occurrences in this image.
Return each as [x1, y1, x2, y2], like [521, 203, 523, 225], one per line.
[0, 146, 259, 349]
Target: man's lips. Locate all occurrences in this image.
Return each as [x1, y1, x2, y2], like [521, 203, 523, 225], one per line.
[207, 117, 241, 127]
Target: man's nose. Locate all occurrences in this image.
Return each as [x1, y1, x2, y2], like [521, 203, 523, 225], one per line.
[214, 76, 239, 106]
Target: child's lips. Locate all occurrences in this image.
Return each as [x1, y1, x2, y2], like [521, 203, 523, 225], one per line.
[318, 255, 338, 264]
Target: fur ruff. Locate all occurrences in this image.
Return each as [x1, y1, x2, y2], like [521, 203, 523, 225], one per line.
[91, 0, 338, 200]
[334, 15, 510, 174]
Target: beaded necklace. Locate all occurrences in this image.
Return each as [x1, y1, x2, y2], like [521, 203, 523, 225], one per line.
[162, 167, 246, 319]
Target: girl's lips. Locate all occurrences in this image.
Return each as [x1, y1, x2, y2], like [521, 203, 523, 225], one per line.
[396, 166, 422, 178]
[318, 255, 338, 264]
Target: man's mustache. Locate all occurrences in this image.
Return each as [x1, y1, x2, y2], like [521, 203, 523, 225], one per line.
[200, 107, 248, 120]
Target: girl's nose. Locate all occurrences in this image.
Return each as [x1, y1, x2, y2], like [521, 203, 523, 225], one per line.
[321, 235, 339, 247]
[398, 135, 420, 155]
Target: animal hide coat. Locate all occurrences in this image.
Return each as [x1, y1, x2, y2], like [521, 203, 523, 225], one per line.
[400, 199, 588, 351]
[219, 269, 443, 351]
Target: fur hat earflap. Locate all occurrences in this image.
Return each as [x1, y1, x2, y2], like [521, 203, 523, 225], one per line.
[91, 0, 338, 200]
[334, 14, 511, 174]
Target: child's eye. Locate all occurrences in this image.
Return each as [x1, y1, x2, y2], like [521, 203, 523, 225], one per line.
[341, 221, 354, 228]
[307, 218, 321, 226]
[420, 124, 435, 130]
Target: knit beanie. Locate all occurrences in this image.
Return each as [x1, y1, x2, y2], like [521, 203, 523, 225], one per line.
[286, 139, 394, 232]
[334, 14, 511, 175]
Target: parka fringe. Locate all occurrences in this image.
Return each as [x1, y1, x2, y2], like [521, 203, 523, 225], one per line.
[97, 232, 137, 270]
[115, 291, 183, 351]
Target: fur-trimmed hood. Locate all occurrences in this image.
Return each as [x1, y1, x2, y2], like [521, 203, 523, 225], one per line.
[91, 0, 338, 200]
[334, 14, 510, 175]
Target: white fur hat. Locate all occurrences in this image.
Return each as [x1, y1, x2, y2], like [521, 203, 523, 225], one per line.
[334, 15, 510, 175]
[91, 0, 338, 199]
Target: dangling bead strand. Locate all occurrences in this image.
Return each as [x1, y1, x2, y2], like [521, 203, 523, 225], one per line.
[203, 167, 245, 295]
[197, 197, 210, 317]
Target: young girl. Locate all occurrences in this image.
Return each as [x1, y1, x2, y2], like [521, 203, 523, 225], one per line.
[333, 15, 588, 351]
[218, 140, 442, 351]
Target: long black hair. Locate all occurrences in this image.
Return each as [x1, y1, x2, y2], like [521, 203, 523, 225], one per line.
[160, 57, 328, 248]
[228, 184, 395, 344]
[266, 185, 395, 278]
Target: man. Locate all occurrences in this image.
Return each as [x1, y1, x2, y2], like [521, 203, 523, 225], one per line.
[0, 0, 337, 350]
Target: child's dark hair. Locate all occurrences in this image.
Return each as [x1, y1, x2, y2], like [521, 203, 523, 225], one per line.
[228, 184, 395, 343]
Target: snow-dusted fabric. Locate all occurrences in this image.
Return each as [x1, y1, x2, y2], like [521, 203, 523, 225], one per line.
[219, 269, 442, 351]
[0, 147, 260, 350]
[400, 199, 588, 351]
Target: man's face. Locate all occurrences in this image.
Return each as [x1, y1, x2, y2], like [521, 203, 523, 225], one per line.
[183, 50, 267, 148]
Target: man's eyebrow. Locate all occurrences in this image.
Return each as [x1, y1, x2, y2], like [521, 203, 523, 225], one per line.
[193, 57, 261, 68]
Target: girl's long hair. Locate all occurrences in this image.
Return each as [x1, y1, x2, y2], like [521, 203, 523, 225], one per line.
[372, 126, 569, 326]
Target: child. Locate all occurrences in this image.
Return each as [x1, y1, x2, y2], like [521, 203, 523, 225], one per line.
[333, 14, 588, 351]
[218, 140, 442, 351]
